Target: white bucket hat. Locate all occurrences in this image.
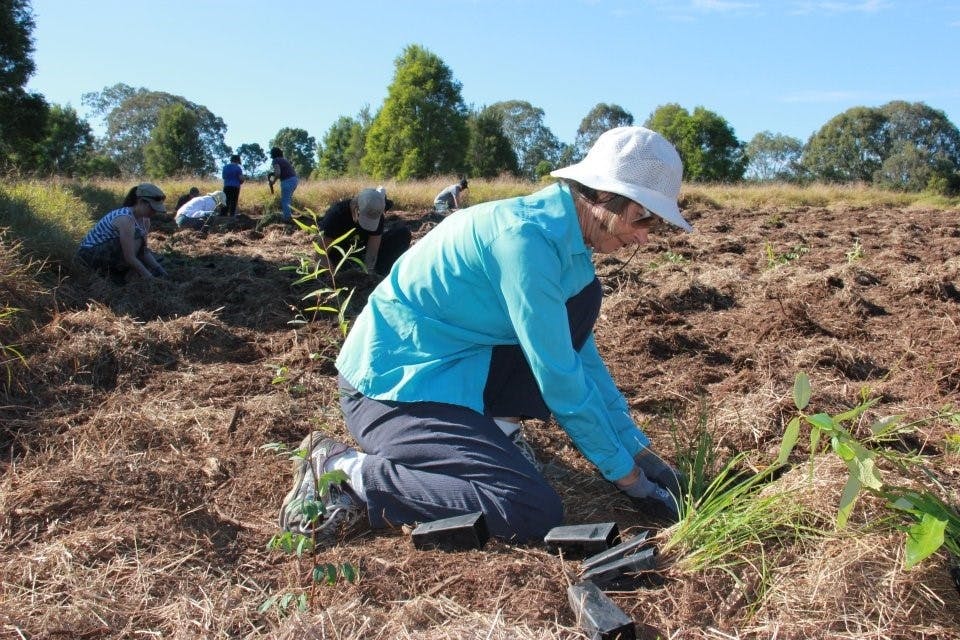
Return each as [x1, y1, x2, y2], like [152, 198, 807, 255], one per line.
[551, 126, 691, 232]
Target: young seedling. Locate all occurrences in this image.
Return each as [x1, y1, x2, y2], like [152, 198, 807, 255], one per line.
[780, 372, 960, 568]
[260, 438, 360, 616]
[282, 206, 365, 337]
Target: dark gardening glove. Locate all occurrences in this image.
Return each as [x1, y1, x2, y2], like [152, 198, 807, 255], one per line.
[615, 467, 679, 523]
[635, 448, 685, 500]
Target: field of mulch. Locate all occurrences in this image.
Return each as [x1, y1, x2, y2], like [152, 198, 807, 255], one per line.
[2, 196, 960, 639]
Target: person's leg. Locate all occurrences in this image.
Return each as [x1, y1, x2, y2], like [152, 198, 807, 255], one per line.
[373, 225, 412, 275]
[338, 376, 563, 542]
[280, 177, 298, 220]
[483, 278, 603, 419]
[176, 216, 206, 230]
[224, 186, 240, 215]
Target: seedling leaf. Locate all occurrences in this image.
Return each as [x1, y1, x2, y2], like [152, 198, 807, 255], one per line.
[777, 417, 800, 466]
[793, 372, 811, 410]
[905, 513, 947, 569]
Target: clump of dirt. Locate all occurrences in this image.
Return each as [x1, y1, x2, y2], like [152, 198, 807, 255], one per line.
[2, 201, 960, 639]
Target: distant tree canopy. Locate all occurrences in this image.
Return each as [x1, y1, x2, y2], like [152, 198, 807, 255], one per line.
[28, 104, 95, 176]
[236, 142, 267, 176]
[316, 108, 371, 178]
[82, 83, 229, 176]
[270, 127, 316, 178]
[487, 100, 562, 180]
[645, 104, 747, 182]
[466, 107, 518, 178]
[143, 103, 206, 177]
[363, 44, 469, 180]
[573, 103, 634, 162]
[0, 0, 48, 168]
[802, 101, 960, 193]
[745, 131, 804, 182]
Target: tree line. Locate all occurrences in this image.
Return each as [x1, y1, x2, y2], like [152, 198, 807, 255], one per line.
[2, 1, 958, 194]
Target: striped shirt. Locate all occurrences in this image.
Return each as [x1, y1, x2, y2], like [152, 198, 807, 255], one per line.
[80, 207, 146, 248]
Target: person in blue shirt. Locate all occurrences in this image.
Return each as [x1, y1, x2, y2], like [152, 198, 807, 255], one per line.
[279, 127, 694, 543]
[221, 155, 245, 216]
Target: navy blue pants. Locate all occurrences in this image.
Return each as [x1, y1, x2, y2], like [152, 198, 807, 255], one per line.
[339, 278, 602, 542]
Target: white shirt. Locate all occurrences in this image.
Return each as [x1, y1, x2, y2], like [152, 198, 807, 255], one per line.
[177, 195, 218, 219]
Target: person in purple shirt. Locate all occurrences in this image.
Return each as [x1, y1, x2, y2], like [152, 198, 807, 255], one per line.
[268, 147, 298, 221]
[221, 155, 245, 216]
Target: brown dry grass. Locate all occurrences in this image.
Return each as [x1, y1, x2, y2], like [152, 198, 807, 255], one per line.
[2, 195, 960, 639]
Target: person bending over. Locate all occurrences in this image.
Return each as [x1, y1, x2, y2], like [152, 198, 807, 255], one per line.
[319, 187, 411, 277]
[281, 127, 692, 543]
[175, 191, 226, 230]
[77, 183, 169, 282]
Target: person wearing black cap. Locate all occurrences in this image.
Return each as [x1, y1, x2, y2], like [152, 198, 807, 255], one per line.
[319, 187, 411, 277]
[77, 182, 169, 281]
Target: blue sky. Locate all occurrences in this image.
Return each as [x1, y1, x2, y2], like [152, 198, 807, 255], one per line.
[26, 0, 960, 155]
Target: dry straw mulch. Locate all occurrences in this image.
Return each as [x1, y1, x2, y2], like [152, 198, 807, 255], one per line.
[2, 202, 960, 639]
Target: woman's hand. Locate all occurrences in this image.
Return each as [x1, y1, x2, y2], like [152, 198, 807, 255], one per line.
[615, 465, 679, 522]
[635, 448, 684, 499]
[613, 466, 657, 498]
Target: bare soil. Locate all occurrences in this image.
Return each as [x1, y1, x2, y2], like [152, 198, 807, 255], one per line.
[2, 198, 960, 639]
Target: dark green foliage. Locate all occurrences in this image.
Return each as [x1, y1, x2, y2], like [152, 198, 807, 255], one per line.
[802, 106, 888, 183]
[573, 103, 634, 162]
[143, 104, 207, 177]
[466, 108, 518, 178]
[0, 0, 47, 168]
[487, 100, 562, 180]
[363, 45, 469, 180]
[645, 104, 747, 182]
[236, 142, 267, 176]
[316, 115, 368, 178]
[745, 131, 804, 182]
[876, 101, 960, 193]
[27, 104, 95, 176]
[271, 127, 316, 178]
[81, 83, 229, 176]
[802, 101, 960, 192]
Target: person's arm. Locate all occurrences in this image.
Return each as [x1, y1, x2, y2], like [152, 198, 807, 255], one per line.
[364, 234, 382, 272]
[141, 248, 168, 277]
[452, 188, 461, 209]
[113, 216, 153, 279]
[486, 229, 635, 482]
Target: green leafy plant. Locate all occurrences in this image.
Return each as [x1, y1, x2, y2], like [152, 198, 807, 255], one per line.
[781, 372, 960, 568]
[260, 438, 360, 616]
[665, 420, 821, 615]
[763, 242, 808, 269]
[282, 207, 365, 337]
[846, 239, 865, 263]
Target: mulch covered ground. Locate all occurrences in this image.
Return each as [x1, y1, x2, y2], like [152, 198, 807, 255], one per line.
[2, 198, 959, 639]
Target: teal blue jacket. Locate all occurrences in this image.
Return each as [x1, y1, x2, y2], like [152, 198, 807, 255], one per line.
[336, 182, 648, 481]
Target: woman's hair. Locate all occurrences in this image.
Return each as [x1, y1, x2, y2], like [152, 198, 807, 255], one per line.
[459, 178, 469, 189]
[566, 181, 632, 215]
[270, 147, 283, 159]
[121, 186, 139, 207]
